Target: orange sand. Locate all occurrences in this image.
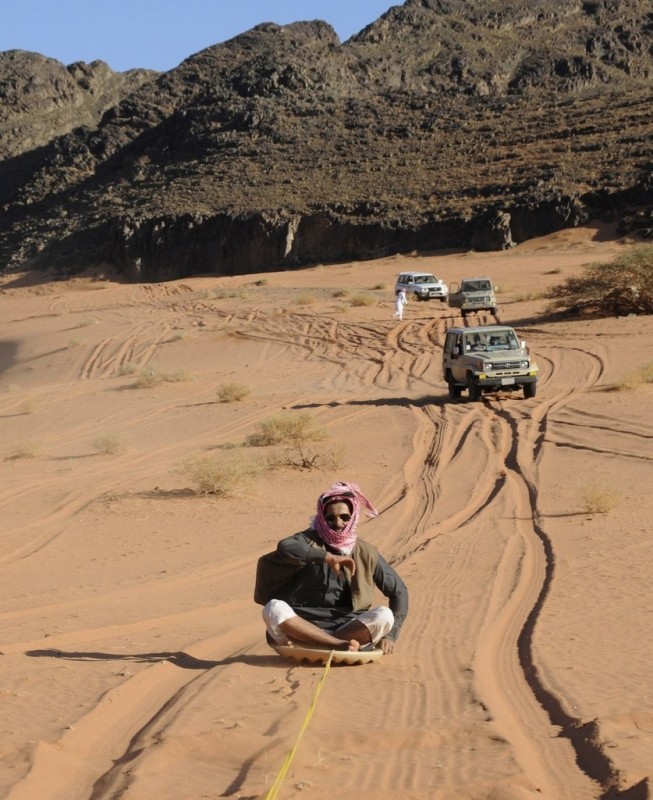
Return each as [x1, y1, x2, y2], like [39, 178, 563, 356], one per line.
[1, 226, 651, 799]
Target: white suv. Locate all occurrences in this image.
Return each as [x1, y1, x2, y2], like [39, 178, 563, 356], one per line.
[395, 271, 449, 302]
[442, 325, 539, 401]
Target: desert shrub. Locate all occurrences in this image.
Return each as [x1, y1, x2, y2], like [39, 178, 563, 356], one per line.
[21, 399, 39, 414]
[118, 362, 139, 376]
[332, 289, 350, 298]
[246, 412, 326, 447]
[350, 293, 375, 307]
[201, 288, 243, 300]
[217, 382, 250, 403]
[133, 366, 191, 388]
[581, 483, 619, 514]
[546, 244, 653, 316]
[176, 453, 260, 496]
[4, 440, 45, 460]
[267, 442, 345, 471]
[294, 292, 317, 306]
[68, 337, 85, 348]
[246, 412, 344, 470]
[92, 434, 127, 455]
[371, 283, 387, 290]
[610, 362, 653, 391]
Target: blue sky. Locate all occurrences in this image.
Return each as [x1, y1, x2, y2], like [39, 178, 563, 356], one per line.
[2, 1, 397, 73]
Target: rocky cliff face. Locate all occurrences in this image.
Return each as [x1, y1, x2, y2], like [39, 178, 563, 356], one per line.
[1, 0, 652, 280]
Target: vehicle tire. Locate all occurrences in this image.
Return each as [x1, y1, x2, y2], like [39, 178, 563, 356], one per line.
[467, 375, 481, 402]
[447, 373, 461, 400]
[440, 297, 448, 303]
[523, 382, 537, 399]
[461, 310, 467, 318]
[490, 307, 497, 316]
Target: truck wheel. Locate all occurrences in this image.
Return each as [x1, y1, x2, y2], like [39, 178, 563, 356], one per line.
[447, 374, 462, 400]
[467, 376, 481, 402]
[490, 307, 497, 316]
[523, 382, 537, 399]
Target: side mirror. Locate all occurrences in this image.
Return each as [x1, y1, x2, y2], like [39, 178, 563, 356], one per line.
[521, 340, 526, 349]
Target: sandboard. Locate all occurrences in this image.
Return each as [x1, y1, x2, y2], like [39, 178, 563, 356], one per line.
[272, 643, 383, 665]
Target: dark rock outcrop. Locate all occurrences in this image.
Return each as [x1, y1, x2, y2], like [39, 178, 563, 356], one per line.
[1, 1, 652, 280]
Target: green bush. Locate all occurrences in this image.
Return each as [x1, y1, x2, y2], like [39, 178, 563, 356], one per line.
[546, 245, 653, 316]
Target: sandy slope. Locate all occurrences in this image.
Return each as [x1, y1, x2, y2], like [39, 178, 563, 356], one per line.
[0, 227, 651, 800]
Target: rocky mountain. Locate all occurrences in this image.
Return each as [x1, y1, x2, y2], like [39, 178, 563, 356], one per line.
[1, 0, 652, 280]
[0, 51, 156, 161]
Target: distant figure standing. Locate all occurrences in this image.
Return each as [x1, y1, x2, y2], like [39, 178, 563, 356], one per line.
[393, 289, 408, 320]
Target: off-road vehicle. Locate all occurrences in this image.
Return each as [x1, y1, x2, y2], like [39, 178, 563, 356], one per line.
[448, 276, 497, 316]
[442, 325, 538, 401]
[395, 271, 448, 301]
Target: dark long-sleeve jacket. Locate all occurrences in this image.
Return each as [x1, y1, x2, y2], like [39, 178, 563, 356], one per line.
[275, 529, 408, 641]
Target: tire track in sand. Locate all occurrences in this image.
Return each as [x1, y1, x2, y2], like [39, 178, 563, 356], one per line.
[479, 340, 633, 797]
[375, 332, 628, 797]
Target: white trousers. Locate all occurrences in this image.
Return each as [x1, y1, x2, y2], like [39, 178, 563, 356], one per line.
[262, 599, 394, 645]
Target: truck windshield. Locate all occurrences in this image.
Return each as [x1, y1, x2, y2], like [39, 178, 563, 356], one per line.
[465, 330, 520, 351]
[461, 280, 491, 292]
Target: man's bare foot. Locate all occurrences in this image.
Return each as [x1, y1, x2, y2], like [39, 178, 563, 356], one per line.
[335, 639, 360, 652]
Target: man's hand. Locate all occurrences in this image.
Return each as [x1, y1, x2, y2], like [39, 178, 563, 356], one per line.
[325, 553, 356, 576]
[379, 637, 395, 655]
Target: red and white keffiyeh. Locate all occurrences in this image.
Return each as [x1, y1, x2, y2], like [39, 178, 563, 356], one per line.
[312, 481, 379, 554]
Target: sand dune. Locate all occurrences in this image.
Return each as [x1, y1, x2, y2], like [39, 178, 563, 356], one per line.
[1, 227, 651, 799]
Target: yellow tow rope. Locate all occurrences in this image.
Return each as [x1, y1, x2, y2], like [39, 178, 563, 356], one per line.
[265, 651, 335, 800]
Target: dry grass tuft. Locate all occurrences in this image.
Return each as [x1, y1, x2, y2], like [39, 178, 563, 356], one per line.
[132, 366, 192, 388]
[293, 292, 317, 306]
[246, 412, 326, 447]
[4, 440, 45, 460]
[246, 412, 343, 470]
[175, 453, 261, 496]
[217, 382, 250, 403]
[118, 362, 139, 376]
[92, 434, 128, 455]
[350, 293, 376, 307]
[267, 442, 345, 471]
[21, 398, 39, 414]
[581, 483, 619, 514]
[609, 363, 653, 391]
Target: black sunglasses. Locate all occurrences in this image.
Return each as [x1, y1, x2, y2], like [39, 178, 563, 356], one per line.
[325, 512, 351, 523]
